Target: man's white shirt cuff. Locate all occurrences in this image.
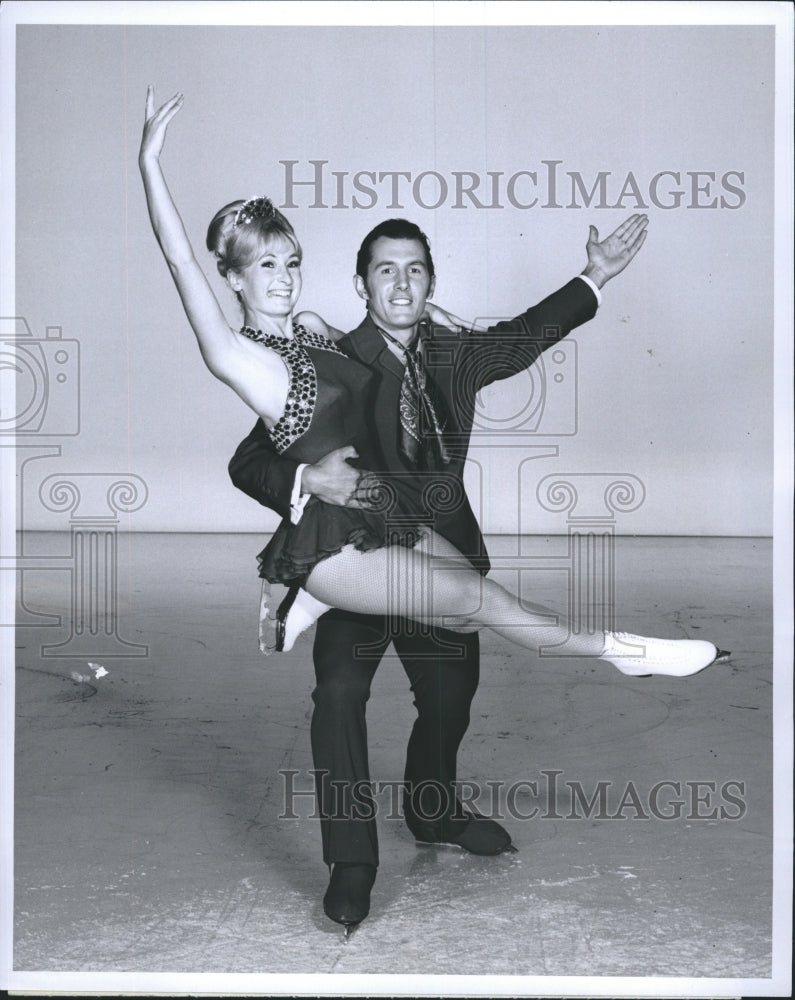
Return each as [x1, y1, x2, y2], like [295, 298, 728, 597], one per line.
[578, 273, 602, 306]
[290, 463, 310, 524]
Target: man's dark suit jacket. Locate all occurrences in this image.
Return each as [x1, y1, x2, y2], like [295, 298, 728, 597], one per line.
[228, 277, 598, 570]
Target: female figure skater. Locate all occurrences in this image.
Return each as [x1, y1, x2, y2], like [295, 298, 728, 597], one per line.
[140, 88, 727, 678]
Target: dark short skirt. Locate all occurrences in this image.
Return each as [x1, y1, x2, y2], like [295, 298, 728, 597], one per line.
[257, 497, 425, 586]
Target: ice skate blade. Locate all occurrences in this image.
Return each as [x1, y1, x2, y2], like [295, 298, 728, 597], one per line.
[414, 839, 518, 854]
[616, 647, 732, 678]
[415, 838, 466, 851]
[259, 585, 299, 655]
[343, 921, 360, 941]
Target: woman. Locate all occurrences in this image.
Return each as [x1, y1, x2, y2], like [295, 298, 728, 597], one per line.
[140, 88, 727, 676]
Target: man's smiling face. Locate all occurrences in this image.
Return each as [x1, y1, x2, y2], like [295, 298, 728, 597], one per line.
[355, 236, 436, 339]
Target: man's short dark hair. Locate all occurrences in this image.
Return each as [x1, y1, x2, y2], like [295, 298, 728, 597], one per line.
[355, 219, 435, 282]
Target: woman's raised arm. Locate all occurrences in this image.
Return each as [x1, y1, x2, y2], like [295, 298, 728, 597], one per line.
[139, 87, 237, 377]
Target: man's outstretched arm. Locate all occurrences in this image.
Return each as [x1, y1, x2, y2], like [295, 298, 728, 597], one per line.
[456, 213, 649, 386]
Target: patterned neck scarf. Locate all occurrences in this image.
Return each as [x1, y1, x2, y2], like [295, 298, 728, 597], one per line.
[377, 326, 450, 471]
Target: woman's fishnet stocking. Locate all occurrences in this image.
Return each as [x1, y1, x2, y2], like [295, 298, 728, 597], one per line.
[305, 529, 605, 659]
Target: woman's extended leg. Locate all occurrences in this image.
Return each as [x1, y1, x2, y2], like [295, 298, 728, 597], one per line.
[303, 530, 722, 676]
[305, 530, 602, 658]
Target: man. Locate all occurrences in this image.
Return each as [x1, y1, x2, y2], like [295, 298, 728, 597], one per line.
[229, 214, 648, 931]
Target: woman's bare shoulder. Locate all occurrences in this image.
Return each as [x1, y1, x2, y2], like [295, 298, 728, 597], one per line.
[295, 310, 344, 342]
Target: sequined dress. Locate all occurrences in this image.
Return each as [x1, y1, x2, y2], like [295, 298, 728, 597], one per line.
[241, 322, 423, 586]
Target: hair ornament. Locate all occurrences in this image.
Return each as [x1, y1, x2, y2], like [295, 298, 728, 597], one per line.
[234, 196, 275, 228]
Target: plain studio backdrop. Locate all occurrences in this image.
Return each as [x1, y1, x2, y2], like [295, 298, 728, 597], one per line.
[12, 23, 773, 538]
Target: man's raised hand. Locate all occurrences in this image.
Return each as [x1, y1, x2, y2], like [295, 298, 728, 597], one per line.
[582, 213, 649, 289]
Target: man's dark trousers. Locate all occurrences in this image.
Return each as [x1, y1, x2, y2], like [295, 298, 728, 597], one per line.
[311, 608, 479, 866]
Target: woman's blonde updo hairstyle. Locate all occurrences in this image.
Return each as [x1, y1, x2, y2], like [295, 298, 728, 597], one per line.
[205, 196, 301, 281]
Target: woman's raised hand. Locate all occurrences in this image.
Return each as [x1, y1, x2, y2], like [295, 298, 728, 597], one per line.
[139, 86, 184, 166]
